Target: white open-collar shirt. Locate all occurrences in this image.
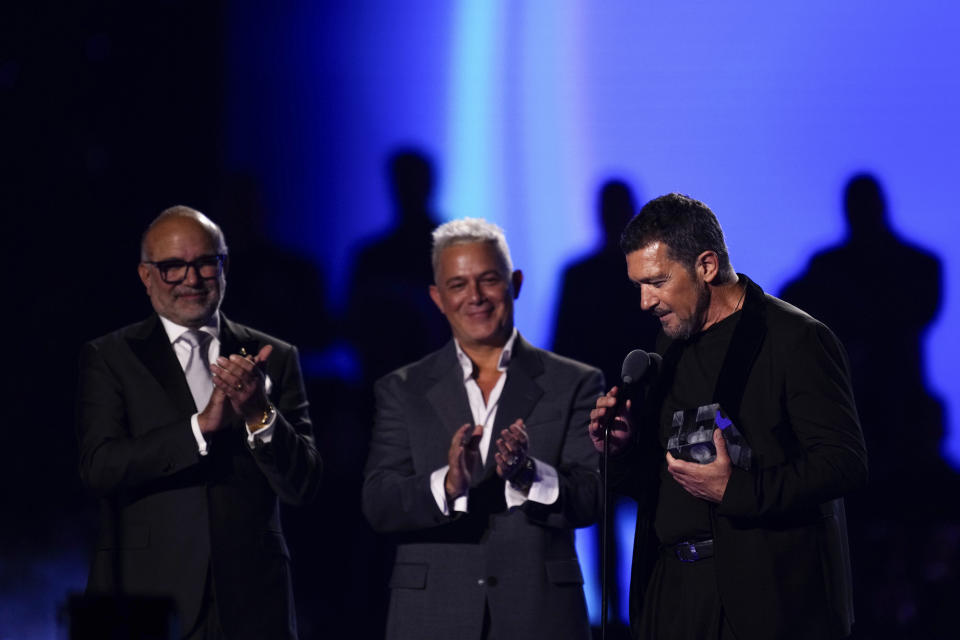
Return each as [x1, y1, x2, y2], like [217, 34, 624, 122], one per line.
[429, 329, 559, 514]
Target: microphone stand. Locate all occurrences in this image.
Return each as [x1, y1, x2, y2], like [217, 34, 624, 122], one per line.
[600, 350, 655, 640]
[602, 423, 611, 640]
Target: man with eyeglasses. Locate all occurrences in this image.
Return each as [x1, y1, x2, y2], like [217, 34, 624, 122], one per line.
[77, 205, 322, 639]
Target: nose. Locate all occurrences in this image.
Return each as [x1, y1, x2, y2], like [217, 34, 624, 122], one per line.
[467, 279, 484, 303]
[182, 263, 203, 286]
[640, 285, 657, 312]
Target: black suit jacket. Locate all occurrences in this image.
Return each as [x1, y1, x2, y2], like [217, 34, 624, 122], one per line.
[609, 276, 868, 640]
[77, 314, 322, 639]
[362, 335, 604, 640]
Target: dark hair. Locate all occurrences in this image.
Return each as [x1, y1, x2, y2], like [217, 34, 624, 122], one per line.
[620, 193, 735, 283]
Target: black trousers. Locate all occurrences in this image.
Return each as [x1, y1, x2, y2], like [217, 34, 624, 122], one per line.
[638, 552, 737, 640]
[184, 568, 226, 640]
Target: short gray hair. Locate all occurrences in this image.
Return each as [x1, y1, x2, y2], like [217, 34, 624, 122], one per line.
[431, 218, 513, 281]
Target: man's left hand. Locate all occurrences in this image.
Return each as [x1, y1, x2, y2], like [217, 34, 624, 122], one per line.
[666, 428, 732, 503]
[495, 419, 529, 481]
[211, 345, 273, 423]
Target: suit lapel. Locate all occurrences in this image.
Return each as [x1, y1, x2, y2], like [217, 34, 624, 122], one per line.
[484, 335, 544, 474]
[713, 275, 767, 426]
[219, 314, 258, 360]
[127, 315, 197, 414]
[425, 342, 474, 442]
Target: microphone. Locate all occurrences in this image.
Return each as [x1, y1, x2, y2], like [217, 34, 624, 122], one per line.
[621, 349, 659, 387]
[603, 350, 661, 429]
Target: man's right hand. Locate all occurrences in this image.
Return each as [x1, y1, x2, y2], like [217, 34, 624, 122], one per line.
[198, 388, 234, 434]
[588, 386, 633, 455]
[445, 423, 483, 501]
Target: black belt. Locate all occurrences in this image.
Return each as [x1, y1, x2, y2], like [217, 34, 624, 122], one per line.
[666, 538, 715, 562]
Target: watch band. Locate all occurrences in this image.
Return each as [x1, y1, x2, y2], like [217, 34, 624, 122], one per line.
[247, 403, 276, 433]
[509, 456, 536, 492]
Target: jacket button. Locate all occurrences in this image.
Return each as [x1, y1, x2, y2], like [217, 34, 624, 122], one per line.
[477, 578, 485, 586]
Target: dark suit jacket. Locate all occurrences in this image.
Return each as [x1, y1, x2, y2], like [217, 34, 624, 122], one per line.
[77, 313, 322, 640]
[362, 335, 604, 640]
[609, 276, 868, 640]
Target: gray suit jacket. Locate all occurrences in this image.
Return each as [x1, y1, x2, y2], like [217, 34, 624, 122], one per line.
[362, 335, 603, 640]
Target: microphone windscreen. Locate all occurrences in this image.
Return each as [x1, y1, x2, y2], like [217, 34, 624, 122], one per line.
[621, 349, 651, 385]
[649, 352, 662, 373]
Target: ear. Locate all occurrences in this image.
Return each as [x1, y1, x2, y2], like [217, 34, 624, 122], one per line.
[137, 262, 152, 292]
[696, 251, 720, 284]
[510, 270, 523, 299]
[428, 284, 444, 313]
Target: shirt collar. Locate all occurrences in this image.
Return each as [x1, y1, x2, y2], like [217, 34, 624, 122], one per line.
[454, 328, 518, 382]
[158, 313, 221, 345]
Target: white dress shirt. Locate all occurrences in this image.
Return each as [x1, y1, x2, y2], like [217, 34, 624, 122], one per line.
[429, 329, 559, 514]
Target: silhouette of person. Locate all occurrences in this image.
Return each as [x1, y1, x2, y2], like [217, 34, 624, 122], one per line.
[346, 148, 450, 386]
[343, 148, 451, 637]
[216, 173, 333, 353]
[780, 174, 955, 638]
[554, 179, 660, 384]
[781, 174, 946, 504]
[552, 179, 660, 634]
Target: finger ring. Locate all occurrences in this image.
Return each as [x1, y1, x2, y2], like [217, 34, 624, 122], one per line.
[235, 383, 243, 391]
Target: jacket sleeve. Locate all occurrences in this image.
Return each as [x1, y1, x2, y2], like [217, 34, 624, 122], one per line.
[717, 321, 868, 519]
[77, 340, 203, 496]
[362, 373, 461, 533]
[248, 344, 323, 506]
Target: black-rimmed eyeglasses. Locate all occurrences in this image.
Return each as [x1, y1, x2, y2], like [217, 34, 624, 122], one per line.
[143, 254, 226, 284]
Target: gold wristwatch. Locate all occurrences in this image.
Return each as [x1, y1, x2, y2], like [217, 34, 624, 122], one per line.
[247, 403, 276, 433]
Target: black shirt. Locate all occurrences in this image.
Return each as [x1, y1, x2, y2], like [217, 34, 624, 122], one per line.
[653, 310, 741, 544]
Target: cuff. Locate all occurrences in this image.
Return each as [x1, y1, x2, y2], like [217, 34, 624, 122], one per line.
[430, 466, 468, 515]
[246, 409, 278, 448]
[505, 458, 559, 508]
[190, 414, 208, 456]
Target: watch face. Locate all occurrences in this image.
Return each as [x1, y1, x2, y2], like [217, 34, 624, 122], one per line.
[511, 457, 535, 488]
[248, 404, 276, 432]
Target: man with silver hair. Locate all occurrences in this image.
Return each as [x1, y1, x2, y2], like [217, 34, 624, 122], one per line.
[363, 218, 603, 639]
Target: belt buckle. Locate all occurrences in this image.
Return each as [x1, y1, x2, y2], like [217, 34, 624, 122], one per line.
[676, 541, 699, 563]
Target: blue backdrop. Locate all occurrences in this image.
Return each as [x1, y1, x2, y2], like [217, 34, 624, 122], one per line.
[224, 0, 959, 625]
